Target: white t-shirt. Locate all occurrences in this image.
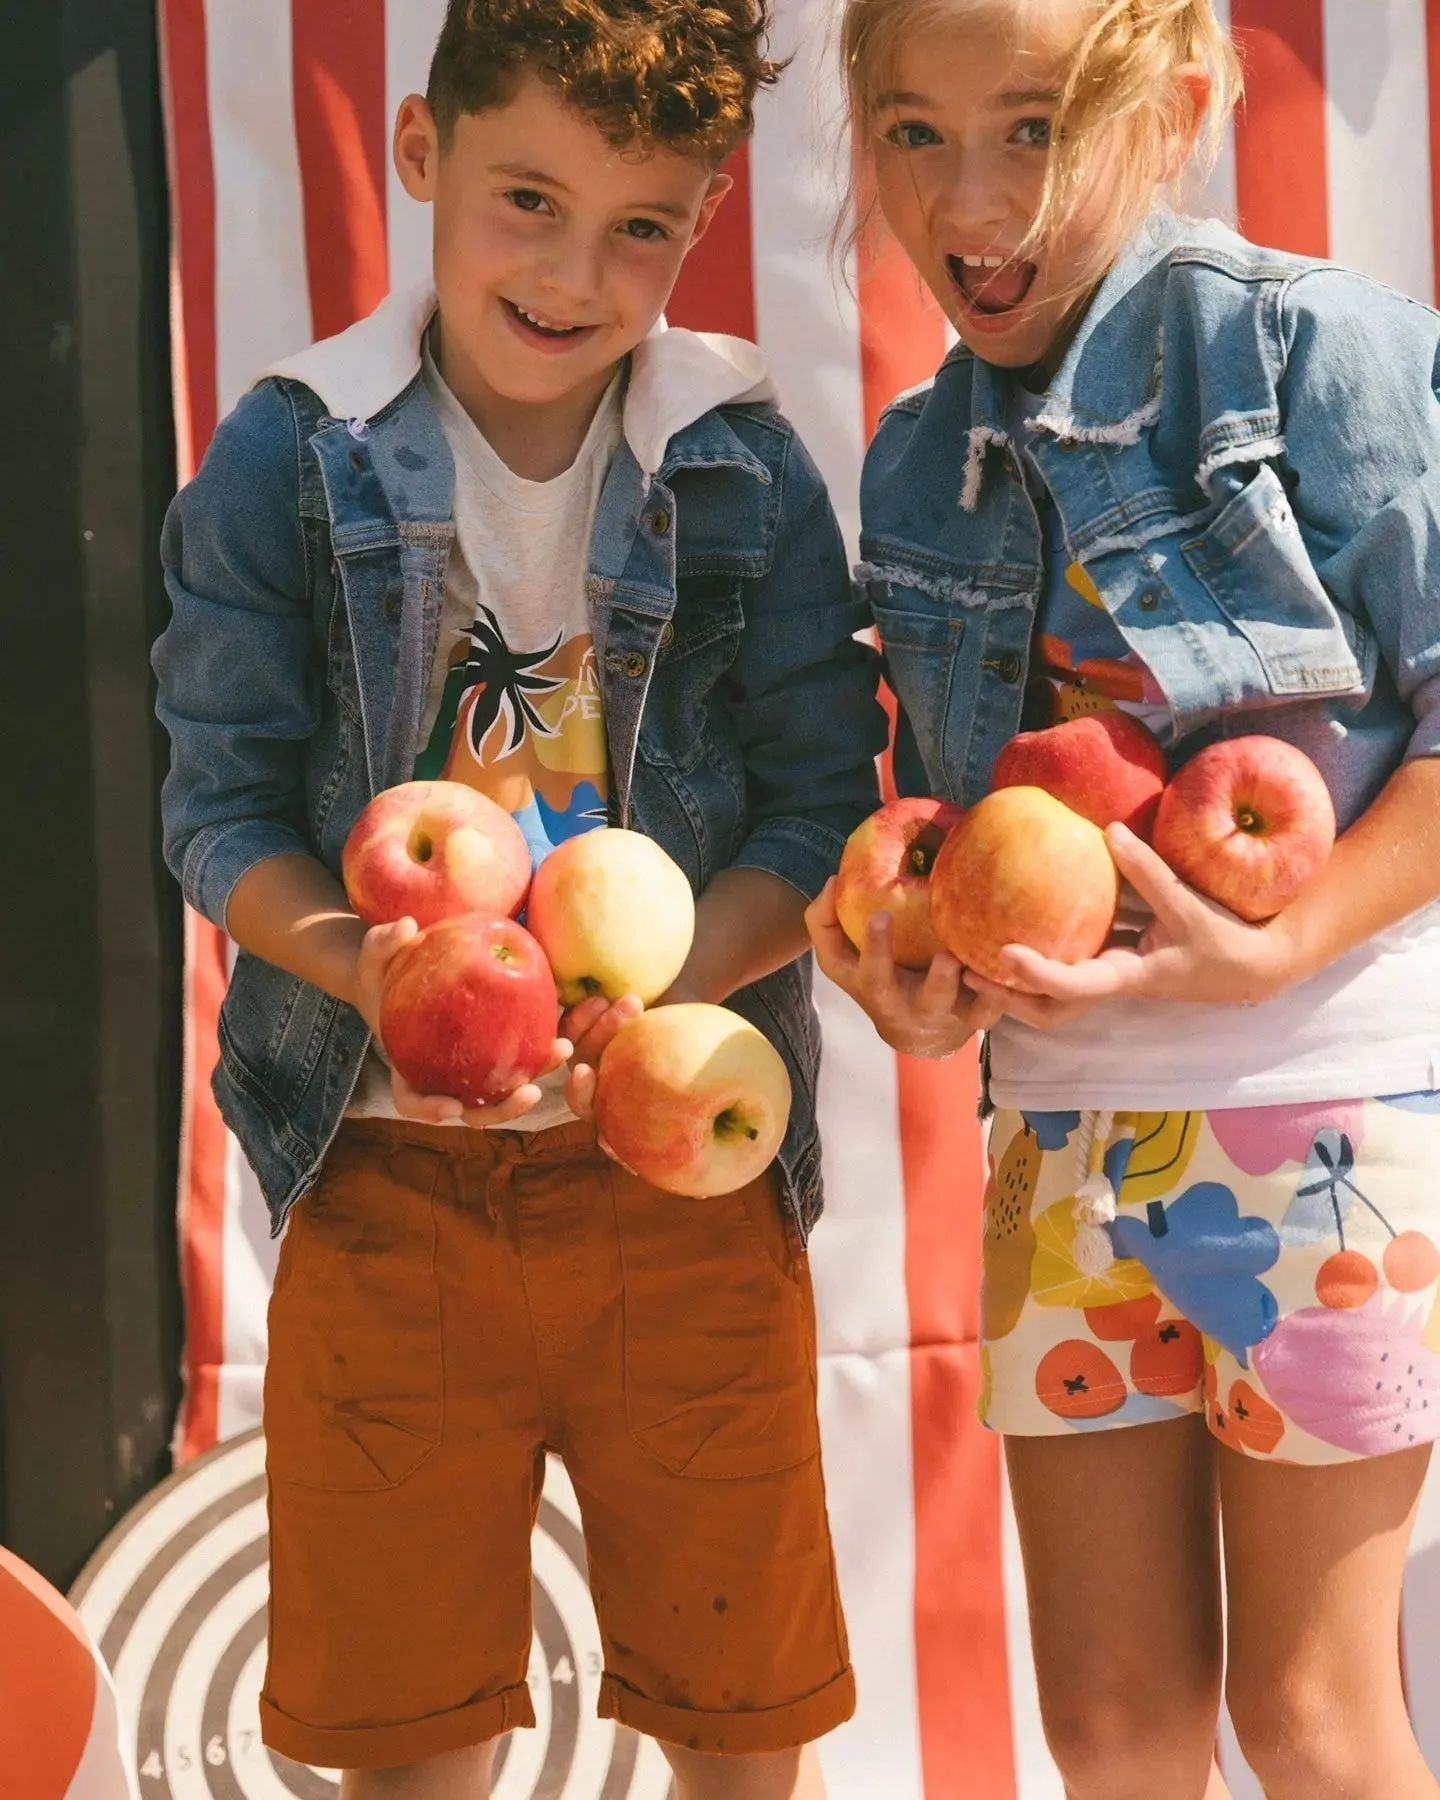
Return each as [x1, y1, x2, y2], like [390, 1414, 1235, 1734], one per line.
[348, 345, 623, 1129]
[989, 399, 1440, 1112]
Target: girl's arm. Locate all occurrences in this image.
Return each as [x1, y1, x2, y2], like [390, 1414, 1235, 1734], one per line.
[965, 754, 1440, 1024]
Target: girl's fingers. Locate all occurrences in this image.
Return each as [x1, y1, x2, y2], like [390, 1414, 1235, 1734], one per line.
[560, 993, 611, 1044]
[570, 995, 643, 1067]
[1105, 824, 1198, 929]
[463, 1083, 544, 1128]
[565, 1062, 597, 1120]
[540, 1037, 574, 1077]
[916, 950, 963, 1016]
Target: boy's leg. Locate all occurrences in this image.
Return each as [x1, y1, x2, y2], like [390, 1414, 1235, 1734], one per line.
[1006, 1418, 1227, 1800]
[340, 1742, 496, 1799]
[1221, 1444, 1437, 1800]
[662, 1743, 824, 1800]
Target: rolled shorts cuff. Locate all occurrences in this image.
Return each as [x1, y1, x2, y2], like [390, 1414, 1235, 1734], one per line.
[598, 1665, 856, 1756]
[259, 1681, 535, 1771]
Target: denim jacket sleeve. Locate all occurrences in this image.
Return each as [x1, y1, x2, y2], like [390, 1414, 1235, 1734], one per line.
[726, 429, 887, 898]
[153, 379, 320, 929]
[1280, 269, 1440, 760]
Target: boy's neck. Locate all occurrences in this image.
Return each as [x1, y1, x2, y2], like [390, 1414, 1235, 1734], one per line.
[433, 317, 620, 481]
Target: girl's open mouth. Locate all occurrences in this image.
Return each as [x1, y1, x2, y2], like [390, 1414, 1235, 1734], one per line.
[946, 254, 1039, 317]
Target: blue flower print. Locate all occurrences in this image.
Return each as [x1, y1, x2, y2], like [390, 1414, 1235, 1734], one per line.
[1109, 1182, 1281, 1367]
[1021, 1111, 1081, 1151]
[1279, 1129, 1359, 1248]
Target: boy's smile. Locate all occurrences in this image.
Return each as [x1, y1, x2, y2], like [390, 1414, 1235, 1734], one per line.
[394, 77, 730, 475]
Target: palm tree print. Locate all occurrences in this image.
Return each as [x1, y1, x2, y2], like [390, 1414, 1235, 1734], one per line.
[462, 604, 565, 759]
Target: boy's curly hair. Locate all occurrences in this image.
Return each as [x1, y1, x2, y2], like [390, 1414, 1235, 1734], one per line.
[428, 0, 783, 161]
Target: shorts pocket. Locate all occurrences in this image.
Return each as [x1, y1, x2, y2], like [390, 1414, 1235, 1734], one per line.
[265, 1137, 444, 1491]
[616, 1169, 820, 1479]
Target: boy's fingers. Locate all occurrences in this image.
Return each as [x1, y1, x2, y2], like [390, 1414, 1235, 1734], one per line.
[566, 1063, 597, 1120]
[855, 911, 899, 1005]
[560, 994, 610, 1043]
[463, 1083, 544, 1128]
[541, 1037, 574, 1077]
[391, 1069, 463, 1122]
[570, 995, 643, 1066]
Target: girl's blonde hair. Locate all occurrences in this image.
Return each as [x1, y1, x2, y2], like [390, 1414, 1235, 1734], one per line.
[842, 0, 1243, 283]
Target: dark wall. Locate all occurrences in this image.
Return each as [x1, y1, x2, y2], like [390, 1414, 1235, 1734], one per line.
[0, 1, 183, 1585]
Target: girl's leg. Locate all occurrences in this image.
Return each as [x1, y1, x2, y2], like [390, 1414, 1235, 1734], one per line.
[1221, 1443, 1436, 1799]
[1007, 1416, 1227, 1800]
[340, 1741, 496, 1798]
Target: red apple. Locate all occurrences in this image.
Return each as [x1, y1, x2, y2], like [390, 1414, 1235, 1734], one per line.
[379, 915, 557, 1105]
[343, 779, 531, 929]
[594, 1004, 792, 1198]
[929, 787, 1119, 983]
[1153, 737, 1336, 922]
[990, 711, 1168, 840]
[835, 798, 966, 970]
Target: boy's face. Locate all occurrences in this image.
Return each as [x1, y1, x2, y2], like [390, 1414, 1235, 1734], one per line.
[869, 0, 1121, 382]
[396, 77, 730, 417]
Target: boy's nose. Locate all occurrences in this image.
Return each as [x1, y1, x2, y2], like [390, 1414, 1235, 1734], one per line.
[536, 232, 606, 308]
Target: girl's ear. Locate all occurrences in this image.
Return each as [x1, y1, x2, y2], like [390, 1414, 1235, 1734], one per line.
[687, 172, 735, 251]
[1167, 61, 1213, 178]
[394, 94, 441, 203]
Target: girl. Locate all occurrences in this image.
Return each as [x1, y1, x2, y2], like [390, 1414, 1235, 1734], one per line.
[809, 3, 1440, 1797]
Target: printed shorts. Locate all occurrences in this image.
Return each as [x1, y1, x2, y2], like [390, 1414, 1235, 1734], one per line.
[979, 1095, 1440, 1465]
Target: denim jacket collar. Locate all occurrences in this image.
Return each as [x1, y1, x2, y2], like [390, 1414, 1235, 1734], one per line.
[261, 280, 777, 482]
[959, 212, 1197, 509]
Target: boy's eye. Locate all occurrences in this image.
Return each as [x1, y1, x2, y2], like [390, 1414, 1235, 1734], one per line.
[885, 120, 943, 151]
[1011, 118, 1052, 149]
[620, 217, 670, 241]
[507, 188, 551, 214]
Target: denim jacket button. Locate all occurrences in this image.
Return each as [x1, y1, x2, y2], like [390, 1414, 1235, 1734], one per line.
[1138, 589, 1160, 612]
[383, 591, 401, 621]
[348, 449, 365, 473]
[623, 651, 647, 678]
[651, 507, 672, 536]
[997, 652, 1022, 683]
[658, 621, 676, 648]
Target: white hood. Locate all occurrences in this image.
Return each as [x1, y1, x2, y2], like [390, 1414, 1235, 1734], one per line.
[260, 280, 777, 478]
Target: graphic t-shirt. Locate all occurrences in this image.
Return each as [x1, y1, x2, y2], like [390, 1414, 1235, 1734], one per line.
[1012, 389, 1171, 742]
[347, 343, 623, 1127]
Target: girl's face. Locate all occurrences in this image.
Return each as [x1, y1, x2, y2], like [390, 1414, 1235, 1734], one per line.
[869, 0, 1116, 382]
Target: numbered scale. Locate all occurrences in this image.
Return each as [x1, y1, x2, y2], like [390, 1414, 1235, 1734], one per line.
[70, 1430, 676, 1800]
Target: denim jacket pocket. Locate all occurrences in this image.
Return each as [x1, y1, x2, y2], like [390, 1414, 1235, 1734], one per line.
[641, 576, 745, 774]
[1182, 465, 1363, 697]
[867, 577, 966, 784]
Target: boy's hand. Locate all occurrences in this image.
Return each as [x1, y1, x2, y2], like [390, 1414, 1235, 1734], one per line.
[962, 823, 1308, 1028]
[562, 993, 644, 1168]
[805, 878, 1000, 1059]
[353, 917, 573, 1127]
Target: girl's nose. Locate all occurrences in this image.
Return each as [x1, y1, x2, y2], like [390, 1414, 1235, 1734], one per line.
[936, 150, 1013, 242]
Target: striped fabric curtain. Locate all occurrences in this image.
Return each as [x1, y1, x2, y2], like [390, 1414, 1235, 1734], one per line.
[157, 2, 1440, 1794]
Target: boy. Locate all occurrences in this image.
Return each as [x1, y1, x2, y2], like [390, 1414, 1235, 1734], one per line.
[153, 2, 886, 1796]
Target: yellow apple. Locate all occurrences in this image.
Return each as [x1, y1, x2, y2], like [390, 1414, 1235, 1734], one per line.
[594, 1004, 791, 1198]
[526, 828, 695, 1005]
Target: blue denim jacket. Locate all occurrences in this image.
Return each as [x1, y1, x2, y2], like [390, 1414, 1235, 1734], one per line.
[154, 319, 885, 1236]
[862, 214, 1440, 823]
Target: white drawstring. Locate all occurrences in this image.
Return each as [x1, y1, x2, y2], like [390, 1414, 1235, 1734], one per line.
[1072, 1108, 1117, 1277]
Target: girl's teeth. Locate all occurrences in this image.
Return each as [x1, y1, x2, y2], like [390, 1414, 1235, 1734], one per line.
[960, 254, 1007, 268]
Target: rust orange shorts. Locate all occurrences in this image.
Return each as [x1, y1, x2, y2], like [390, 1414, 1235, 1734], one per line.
[259, 1117, 854, 1770]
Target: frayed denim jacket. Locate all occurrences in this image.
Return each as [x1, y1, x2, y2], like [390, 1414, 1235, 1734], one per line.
[154, 286, 886, 1235]
[862, 215, 1440, 824]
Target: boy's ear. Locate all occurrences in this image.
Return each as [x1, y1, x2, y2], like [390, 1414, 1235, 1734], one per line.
[686, 171, 735, 253]
[394, 94, 441, 203]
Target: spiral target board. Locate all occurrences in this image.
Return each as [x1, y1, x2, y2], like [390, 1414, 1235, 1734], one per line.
[70, 1430, 676, 1800]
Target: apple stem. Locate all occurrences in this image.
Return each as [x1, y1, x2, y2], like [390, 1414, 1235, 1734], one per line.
[714, 1108, 760, 1143]
[1235, 809, 1261, 834]
[410, 831, 434, 863]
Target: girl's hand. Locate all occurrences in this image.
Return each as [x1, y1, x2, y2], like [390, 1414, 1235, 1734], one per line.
[963, 823, 1311, 1027]
[562, 991, 646, 1170]
[806, 878, 1001, 1059]
[354, 917, 573, 1127]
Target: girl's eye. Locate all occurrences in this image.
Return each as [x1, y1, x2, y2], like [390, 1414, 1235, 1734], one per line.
[885, 119, 943, 151]
[621, 217, 669, 241]
[507, 188, 550, 214]
[1011, 118, 1052, 149]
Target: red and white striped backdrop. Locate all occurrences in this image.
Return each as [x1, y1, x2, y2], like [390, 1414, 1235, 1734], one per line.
[157, 3, 1440, 1794]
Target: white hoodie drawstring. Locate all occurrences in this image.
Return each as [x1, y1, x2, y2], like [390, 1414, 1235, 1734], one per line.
[1072, 1109, 1118, 1277]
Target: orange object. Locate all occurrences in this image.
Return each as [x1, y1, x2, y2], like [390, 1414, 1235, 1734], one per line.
[261, 1118, 854, 1769]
